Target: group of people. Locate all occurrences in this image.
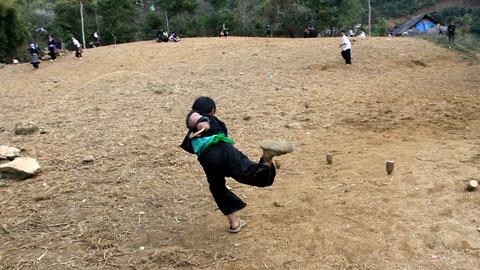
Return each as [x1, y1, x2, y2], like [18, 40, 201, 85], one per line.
[303, 26, 316, 38]
[28, 34, 60, 69]
[28, 34, 59, 69]
[28, 34, 84, 69]
[157, 30, 181, 42]
[437, 21, 456, 43]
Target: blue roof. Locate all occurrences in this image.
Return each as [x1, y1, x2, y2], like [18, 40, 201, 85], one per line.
[393, 14, 439, 35]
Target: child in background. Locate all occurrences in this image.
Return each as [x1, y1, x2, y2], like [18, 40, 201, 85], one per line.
[29, 41, 41, 69]
[71, 36, 82, 59]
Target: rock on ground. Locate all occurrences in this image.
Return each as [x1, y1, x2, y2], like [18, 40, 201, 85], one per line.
[284, 122, 303, 129]
[0, 146, 20, 160]
[14, 122, 39, 135]
[82, 155, 94, 164]
[0, 157, 40, 180]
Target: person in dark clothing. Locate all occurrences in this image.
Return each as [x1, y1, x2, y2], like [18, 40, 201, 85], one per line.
[288, 26, 296, 38]
[265, 24, 272, 37]
[47, 35, 56, 62]
[303, 27, 309, 38]
[180, 97, 293, 233]
[162, 30, 169, 42]
[447, 21, 456, 42]
[309, 26, 315, 38]
[28, 41, 41, 69]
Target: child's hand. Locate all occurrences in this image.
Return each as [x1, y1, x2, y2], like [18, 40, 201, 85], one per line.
[197, 121, 210, 131]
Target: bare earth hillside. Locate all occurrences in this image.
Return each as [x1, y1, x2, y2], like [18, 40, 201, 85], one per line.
[1, 37, 479, 269]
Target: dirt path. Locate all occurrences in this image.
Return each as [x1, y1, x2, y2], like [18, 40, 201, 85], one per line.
[1, 37, 479, 269]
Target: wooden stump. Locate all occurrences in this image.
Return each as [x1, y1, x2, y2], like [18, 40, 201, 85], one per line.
[386, 160, 394, 175]
[326, 153, 333, 165]
[466, 180, 478, 191]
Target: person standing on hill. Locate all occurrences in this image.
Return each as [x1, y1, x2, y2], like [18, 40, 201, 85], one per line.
[265, 24, 272, 37]
[447, 21, 456, 43]
[303, 27, 309, 38]
[288, 26, 295, 38]
[339, 30, 352, 65]
[47, 35, 57, 62]
[28, 41, 41, 69]
[71, 36, 82, 59]
[180, 96, 293, 233]
[93, 31, 100, 47]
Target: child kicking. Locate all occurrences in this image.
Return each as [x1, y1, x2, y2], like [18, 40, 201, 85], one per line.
[181, 96, 293, 233]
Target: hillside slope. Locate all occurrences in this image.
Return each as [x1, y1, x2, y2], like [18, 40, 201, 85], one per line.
[393, 0, 480, 21]
[1, 37, 479, 269]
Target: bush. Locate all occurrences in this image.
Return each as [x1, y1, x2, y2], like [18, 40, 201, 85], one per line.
[0, 1, 29, 63]
[143, 12, 164, 39]
[373, 17, 389, 36]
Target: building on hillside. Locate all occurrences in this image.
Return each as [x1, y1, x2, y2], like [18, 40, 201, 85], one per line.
[393, 14, 442, 36]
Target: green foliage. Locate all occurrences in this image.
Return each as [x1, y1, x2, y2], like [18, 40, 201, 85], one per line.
[5, 0, 478, 54]
[0, 0, 29, 62]
[142, 11, 163, 39]
[422, 31, 480, 62]
[373, 17, 388, 36]
[98, 0, 138, 44]
[369, 0, 437, 18]
[431, 7, 480, 34]
[199, 9, 236, 35]
[53, 0, 96, 43]
[170, 12, 200, 36]
[207, 0, 228, 10]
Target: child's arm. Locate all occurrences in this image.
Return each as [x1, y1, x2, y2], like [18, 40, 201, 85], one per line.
[197, 121, 210, 131]
[187, 112, 210, 138]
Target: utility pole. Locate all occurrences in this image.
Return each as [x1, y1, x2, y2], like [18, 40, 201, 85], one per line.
[80, 0, 86, 49]
[95, 0, 99, 33]
[368, 0, 371, 37]
[165, 11, 170, 33]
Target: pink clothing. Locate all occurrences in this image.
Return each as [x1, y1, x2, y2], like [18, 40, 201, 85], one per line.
[188, 112, 203, 129]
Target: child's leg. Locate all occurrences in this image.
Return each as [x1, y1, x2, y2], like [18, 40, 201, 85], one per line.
[199, 146, 247, 215]
[222, 143, 276, 187]
[206, 171, 247, 215]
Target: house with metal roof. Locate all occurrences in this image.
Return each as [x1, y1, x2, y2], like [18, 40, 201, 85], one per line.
[393, 14, 441, 36]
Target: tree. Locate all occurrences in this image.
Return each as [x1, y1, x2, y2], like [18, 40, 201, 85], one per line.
[0, 0, 29, 62]
[373, 17, 388, 36]
[97, 0, 138, 44]
[154, 0, 197, 15]
[142, 11, 163, 38]
[53, 0, 97, 44]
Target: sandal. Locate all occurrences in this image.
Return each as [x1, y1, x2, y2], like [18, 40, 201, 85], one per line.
[259, 139, 294, 156]
[228, 218, 247, 233]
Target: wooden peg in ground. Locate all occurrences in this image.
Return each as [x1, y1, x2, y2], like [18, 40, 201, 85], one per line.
[386, 160, 394, 175]
[466, 180, 478, 191]
[326, 153, 333, 164]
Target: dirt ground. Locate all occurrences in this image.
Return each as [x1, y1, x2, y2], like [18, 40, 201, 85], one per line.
[1, 36, 479, 269]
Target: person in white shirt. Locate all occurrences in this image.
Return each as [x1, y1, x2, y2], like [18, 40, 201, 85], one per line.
[93, 31, 100, 47]
[339, 31, 352, 64]
[71, 36, 82, 59]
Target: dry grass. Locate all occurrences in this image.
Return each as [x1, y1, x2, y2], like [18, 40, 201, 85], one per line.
[0, 36, 479, 269]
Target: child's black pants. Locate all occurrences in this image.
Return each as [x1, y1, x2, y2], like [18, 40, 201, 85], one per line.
[198, 142, 276, 215]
